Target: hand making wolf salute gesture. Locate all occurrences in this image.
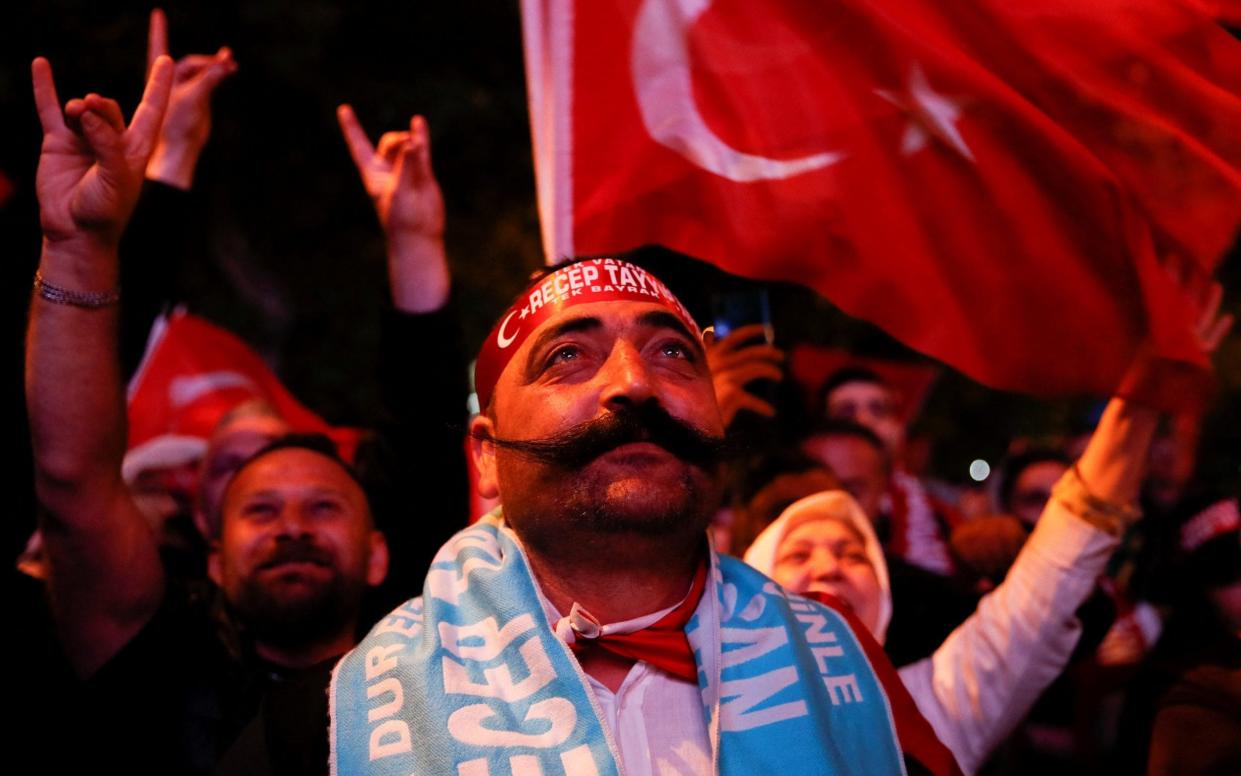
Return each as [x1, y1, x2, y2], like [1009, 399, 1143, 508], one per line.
[33, 56, 173, 257]
[337, 105, 451, 312]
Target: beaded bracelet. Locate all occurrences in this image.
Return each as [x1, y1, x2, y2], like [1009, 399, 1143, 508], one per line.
[33, 270, 120, 309]
[1051, 463, 1142, 536]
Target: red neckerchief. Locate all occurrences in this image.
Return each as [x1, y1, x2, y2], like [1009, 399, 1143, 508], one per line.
[565, 560, 708, 682]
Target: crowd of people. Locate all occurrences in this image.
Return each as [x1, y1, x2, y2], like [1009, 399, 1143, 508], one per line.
[16, 10, 1239, 775]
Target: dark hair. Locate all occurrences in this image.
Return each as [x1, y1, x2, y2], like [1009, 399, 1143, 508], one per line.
[996, 448, 1071, 513]
[816, 366, 888, 418]
[799, 418, 891, 472]
[221, 433, 369, 515]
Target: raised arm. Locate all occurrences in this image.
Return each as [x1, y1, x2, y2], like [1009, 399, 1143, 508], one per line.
[26, 56, 173, 676]
[337, 105, 450, 313]
[897, 288, 1233, 774]
[337, 108, 468, 599]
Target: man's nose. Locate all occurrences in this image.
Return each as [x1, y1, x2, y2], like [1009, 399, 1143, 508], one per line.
[597, 341, 655, 410]
[274, 505, 314, 538]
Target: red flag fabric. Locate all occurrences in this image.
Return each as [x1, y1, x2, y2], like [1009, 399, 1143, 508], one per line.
[522, 0, 1241, 406]
[124, 309, 362, 478]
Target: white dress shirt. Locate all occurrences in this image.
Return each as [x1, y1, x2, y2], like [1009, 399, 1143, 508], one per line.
[538, 588, 713, 775]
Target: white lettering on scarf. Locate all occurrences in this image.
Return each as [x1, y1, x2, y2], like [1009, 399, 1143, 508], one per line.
[365, 642, 414, 760]
[441, 613, 577, 750]
[719, 589, 809, 731]
[427, 532, 504, 605]
[789, 598, 864, 705]
[455, 744, 599, 776]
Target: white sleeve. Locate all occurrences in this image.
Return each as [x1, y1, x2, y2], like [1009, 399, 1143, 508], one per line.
[897, 502, 1118, 774]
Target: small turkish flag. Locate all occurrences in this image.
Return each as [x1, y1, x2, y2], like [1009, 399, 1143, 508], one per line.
[125, 309, 362, 472]
[522, 0, 1241, 407]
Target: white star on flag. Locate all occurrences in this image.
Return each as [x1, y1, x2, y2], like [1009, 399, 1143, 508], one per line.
[877, 65, 975, 162]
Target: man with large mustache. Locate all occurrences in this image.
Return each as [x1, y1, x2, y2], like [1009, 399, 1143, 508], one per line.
[330, 258, 959, 775]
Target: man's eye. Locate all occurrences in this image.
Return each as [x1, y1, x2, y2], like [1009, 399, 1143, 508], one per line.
[243, 502, 278, 519]
[657, 339, 696, 362]
[310, 499, 343, 515]
[547, 345, 581, 366]
[661, 342, 688, 358]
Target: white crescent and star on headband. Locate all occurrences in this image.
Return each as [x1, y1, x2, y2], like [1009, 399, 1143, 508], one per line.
[474, 258, 699, 407]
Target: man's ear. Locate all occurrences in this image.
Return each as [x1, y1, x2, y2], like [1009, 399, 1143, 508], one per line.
[367, 531, 390, 587]
[207, 541, 223, 587]
[469, 414, 500, 500]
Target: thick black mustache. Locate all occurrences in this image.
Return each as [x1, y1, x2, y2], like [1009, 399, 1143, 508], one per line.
[478, 402, 729, 469]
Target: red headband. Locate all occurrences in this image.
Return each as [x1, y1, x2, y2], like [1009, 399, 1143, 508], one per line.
[474, 258, 699, 409]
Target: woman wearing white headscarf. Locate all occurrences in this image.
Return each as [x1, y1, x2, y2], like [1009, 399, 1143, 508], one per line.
[745, 395, 1161, 774]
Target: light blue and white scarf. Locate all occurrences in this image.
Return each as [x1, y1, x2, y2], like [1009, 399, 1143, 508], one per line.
[330, 514, 906, 774]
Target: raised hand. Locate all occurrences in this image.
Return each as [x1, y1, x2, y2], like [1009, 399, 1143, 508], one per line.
[337, 105, 445, 242]
[145, 8, 238, 188]
[705, 323, 785, 428]
[337, 105, 449, 312]
[33, 55, 173, 249]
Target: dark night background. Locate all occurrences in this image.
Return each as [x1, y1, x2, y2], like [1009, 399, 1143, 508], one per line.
[3, 2, 1238, 561]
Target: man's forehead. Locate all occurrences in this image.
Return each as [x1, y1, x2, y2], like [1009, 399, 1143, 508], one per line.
[226, 448, 363, 499]
[474, 258, 698, 409]
[526, 300, 696, 344]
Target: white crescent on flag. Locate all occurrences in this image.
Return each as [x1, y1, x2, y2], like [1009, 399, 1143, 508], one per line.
[630, 0, 845, 182]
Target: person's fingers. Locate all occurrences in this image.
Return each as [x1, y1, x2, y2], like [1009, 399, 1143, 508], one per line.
[710, 344, 784, 371]
[193, 55, 238, 93]
[714, 323, 773, 351]
[376, 131, 410, 164]
[31, 58, 67, 135]
[394, 142, 419, 193]
[408, 115, 433, 184]
[337, 104, 376, 173]
[1195, 283, 1223, 337]
[147, 8, 169, 75]
[64, 98, 86, 134]
[82, 94, 126, 134]
[1201, 313, 1234, 354]
[724, 391, 777, 419]
[78, 104, 127, 169]
[127, 56, 174, 160]
[174, 54, 222, 81]
[717, 360, 783, 386]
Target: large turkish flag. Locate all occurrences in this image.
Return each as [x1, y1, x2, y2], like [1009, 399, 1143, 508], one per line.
[522, 0, 1241, 405]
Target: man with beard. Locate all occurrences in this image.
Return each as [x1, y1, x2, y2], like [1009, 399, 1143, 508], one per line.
[21, 56, 395, 774]
[329, 258, 960, 775]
